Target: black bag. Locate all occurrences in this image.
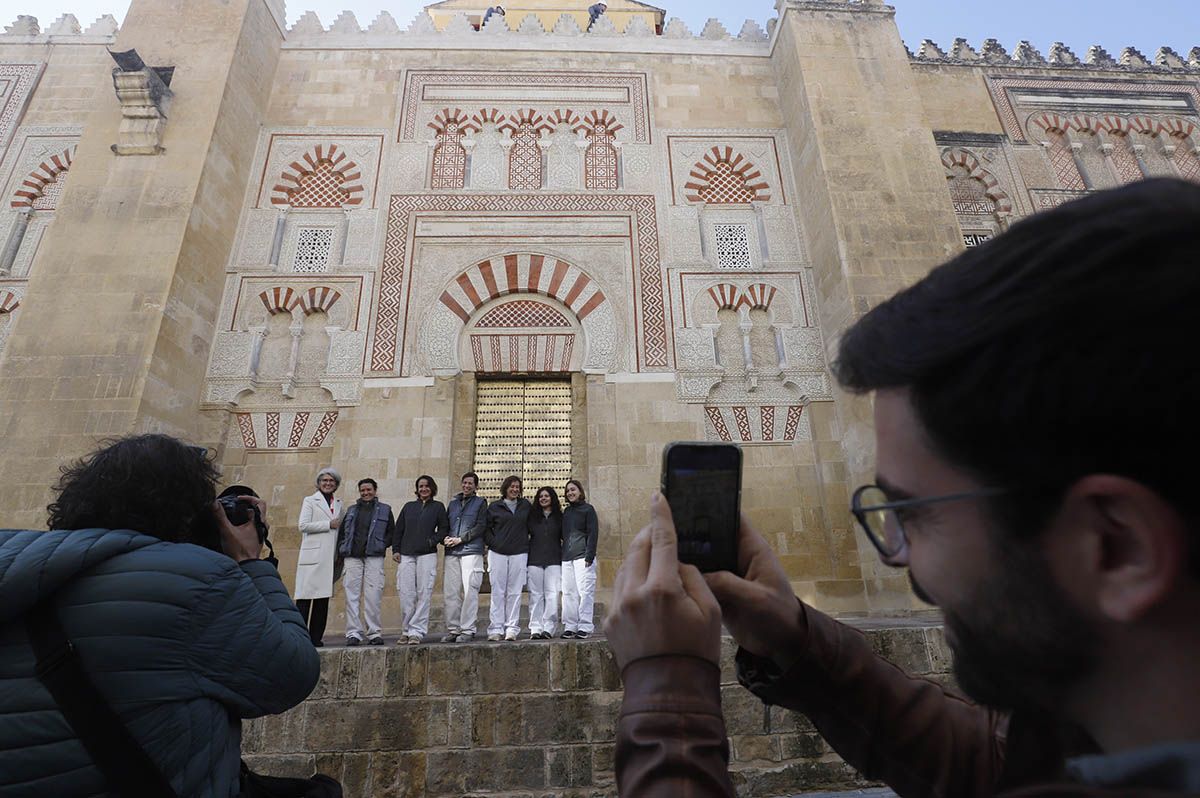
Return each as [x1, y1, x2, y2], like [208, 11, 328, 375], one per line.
[27, 601, 341, 798]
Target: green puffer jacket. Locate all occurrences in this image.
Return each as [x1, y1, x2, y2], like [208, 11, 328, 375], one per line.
[0, 528, 321, 797]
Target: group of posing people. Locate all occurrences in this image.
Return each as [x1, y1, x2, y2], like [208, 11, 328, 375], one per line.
[291, 470, 600, 647]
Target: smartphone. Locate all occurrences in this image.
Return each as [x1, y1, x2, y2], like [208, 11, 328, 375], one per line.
[661, 442, 742, 573]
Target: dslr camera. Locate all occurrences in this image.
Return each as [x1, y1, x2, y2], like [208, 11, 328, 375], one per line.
[217, 493, 269, 544]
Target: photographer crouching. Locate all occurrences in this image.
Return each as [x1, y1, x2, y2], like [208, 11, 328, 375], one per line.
[0, 434, 323, 796]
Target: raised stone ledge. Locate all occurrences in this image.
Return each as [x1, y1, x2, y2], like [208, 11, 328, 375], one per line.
[280, 10, 776, 53]
[242, 618, 947, 796]
[911, 38, 1200, 73]
[0, 13, 118, 41]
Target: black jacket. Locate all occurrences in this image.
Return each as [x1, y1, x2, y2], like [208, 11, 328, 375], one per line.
[484, 498, 531, 556]
[527, 510, 563, 568]
[392, 499, 449, 556]
[562, 500, 599, 562]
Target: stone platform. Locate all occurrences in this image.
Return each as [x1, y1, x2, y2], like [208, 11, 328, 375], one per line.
[244, 615, 947, 797]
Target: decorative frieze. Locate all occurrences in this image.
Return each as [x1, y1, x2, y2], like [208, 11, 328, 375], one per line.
[911, 38, 1200, 73]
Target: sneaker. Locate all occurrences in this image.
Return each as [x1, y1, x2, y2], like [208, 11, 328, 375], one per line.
[440, 633, 459, 643]
[406, 635, 421, 645]
[367, 636, 384, 646]
[487, 634, 502, 642]
[346, 637, 363, 647]
[561, 631, 576, 639]
[455, 633, 476, 643]
[504, 630, 518, 641]
[575, 631, 590, 639]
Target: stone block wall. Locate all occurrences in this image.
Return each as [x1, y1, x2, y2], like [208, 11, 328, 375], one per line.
[244, 619, 950, 797]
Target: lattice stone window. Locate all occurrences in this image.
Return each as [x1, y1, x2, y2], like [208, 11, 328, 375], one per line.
[293, 228, 334, 273]
[714, 223, 753, 270]
[963, 231, 993, 248]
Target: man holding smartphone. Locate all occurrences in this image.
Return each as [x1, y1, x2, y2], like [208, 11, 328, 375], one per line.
[607, 178, 1200, 797]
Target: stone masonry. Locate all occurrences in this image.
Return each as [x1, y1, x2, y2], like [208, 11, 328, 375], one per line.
[243, 620, 950, 797]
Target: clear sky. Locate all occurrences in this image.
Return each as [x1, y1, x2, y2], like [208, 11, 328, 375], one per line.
[5, 0, 1195, 57]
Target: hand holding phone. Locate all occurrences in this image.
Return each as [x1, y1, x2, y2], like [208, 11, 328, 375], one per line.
[660, 442, 742, 573]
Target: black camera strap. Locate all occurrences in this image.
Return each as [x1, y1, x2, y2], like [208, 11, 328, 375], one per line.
[26, 601, 178, 798]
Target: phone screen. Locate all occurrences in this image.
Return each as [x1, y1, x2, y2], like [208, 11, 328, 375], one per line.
[662, 443, 742, 573]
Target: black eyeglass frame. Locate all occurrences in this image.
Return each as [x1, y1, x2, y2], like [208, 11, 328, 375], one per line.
[850, 484, 1009, 560]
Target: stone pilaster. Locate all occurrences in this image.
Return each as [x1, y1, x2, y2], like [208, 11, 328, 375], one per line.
[770, 0, 965, 610]
[0, 0, 285, 527]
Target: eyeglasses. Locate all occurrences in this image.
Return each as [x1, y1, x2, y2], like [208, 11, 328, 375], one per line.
[850, 484, 1008, 562]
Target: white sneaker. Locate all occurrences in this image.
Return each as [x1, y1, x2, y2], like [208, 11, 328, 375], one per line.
[455, 632, 475, 643]
[487, 633, 502, 641]
[504, 629, 518, 641]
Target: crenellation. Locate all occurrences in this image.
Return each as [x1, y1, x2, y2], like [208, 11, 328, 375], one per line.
[1156, 46, 1185, 68]
[366, 11, 400, 35]
[1048, 41, 1079, 65]
[950, 37, 980, 61]
[1012, 41, 1044, 64]
[917, 39, 946, 60]
[4, 15, 38, 35]
[1120, 46, 1151, 68]
[979, 38, 1009, 64]
[909, 37, 1199, 73]
[288, 11, 324, 36]
[327, 11, 362, 35]
[700, 19, 732, 41]
[1087, 44, 1116, 66]
[517, 13, 546, 35]
[738, 20, 769, 42]
[662, 18, 692, 39]
[406, 11, 437, 35]
[443, 12, 476, 36]
[46, 14, 81, 36]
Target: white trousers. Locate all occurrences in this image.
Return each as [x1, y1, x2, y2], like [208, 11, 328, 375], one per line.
[343, 556, 385, 640]
[487, 551, 527, 636]
[526, 565, 561, 635]
[443, 554, 485, 636]
[397, 553, 438, 638]
[561, 558, 596, 634]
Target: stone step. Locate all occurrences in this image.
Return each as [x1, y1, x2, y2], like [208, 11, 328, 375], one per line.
[245, 617, 947, 798]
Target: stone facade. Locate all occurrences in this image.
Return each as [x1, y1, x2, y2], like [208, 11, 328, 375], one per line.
[0, 0, 1197, 625]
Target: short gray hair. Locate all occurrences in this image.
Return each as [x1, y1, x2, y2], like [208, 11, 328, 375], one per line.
[316, 467, 342, 488]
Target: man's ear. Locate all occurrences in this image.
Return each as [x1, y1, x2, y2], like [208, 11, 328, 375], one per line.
[1054, 476, 1189, 623]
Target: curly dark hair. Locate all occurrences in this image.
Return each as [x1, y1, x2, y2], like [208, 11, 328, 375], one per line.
[47, 434, 222, 548]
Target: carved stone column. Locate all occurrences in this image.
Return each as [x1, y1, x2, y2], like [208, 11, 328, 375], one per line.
[269, 208, 288, 267]
[0, 209, 32, 275]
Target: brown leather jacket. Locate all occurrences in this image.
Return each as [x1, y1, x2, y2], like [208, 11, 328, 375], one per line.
[615, 602, 1189, 797]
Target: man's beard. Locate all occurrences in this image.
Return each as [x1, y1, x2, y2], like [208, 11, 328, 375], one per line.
[914, 545, 1100, 716]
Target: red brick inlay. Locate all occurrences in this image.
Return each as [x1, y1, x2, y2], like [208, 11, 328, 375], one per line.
[429, 109, 480, 191]
[298, 286, 342, 315]
[476, 300, 572, 329]
[288, 412, 311, 448]
[684, 146, 771, 205]
[259, 287, 300, 315]
[308, 411, 339, 448]
[0, 291, 20, 314]
[579, 110, 622, 191]
[378, 196, 665, 374]
[503, 110, 552, 191]
[940, 148, 1014, 215]
[11, 146, 74, 210]
[705, 407, 733, 442]
[236, 414, 257, 448]
[271, 144, 364, 208]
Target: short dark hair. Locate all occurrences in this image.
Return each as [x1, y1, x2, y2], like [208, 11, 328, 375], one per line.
[358, 478, 378, 490]
[415, 475, 438, 498]
[834, 178, 1200, 570]
[47, 434, 222, 548]
[565, 479, 586, 502]
[500, 475, 523, 497]
[461, 471, 479, 486]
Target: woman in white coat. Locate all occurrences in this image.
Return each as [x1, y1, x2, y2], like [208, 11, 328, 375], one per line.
[295, 467, 343, 646]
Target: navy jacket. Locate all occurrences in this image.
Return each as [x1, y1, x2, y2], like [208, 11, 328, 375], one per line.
[0, 528, 319, 797]
[446, 493, 488, 557]
[528, 510, 564, 568]
[338, 500, 394, 558]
